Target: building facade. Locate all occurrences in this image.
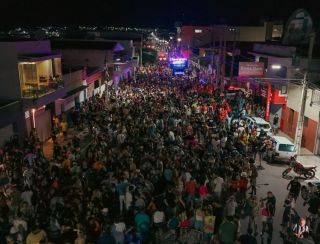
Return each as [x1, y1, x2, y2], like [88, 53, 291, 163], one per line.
[248, 43, 320, 153]
[0, 40, 65, 144]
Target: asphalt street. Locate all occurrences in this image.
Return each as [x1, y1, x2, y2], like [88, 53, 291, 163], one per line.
[241, 157, 314, 244]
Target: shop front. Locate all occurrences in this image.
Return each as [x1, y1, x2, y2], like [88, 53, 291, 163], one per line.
[25, 106, 52, 142]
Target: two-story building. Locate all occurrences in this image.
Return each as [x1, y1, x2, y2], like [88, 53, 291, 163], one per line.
[248, 43, 320, 153]
[51, 39, 134, 87]
[0, 40, 65, 143]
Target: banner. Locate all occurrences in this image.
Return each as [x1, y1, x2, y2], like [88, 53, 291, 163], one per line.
[238, 62, 264, 77]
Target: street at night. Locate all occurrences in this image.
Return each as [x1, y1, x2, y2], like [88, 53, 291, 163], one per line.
[1, 1, 320, 244]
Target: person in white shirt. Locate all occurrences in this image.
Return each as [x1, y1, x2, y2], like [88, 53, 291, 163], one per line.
[153, 209, 165, 226]
[213, 175, 224, 201]
[168, 131, 175, 142]
[293, 218, 309, 239]
[225, 195, 238, 217]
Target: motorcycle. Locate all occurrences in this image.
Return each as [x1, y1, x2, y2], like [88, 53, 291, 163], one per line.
[282, 158, 316, 179]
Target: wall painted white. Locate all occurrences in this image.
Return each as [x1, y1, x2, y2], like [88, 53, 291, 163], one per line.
[287, 84, 320, 122]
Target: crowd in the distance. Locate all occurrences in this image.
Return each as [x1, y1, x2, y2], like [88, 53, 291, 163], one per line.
[0, 64, 319, 244]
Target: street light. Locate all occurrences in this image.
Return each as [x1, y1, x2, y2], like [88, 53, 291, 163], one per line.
[177, 37, 181, 42]
[271, 64, 281, 70]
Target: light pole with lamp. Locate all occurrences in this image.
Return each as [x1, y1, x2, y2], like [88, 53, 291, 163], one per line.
[271, 64, 308, 154]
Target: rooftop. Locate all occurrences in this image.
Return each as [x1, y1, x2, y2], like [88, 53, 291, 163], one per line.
[51, 39, 123, 51]
[18, 53, 61, 61]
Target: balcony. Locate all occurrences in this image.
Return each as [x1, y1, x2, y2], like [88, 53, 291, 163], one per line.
[22, 79, 64, 98]
[22, 79, 66, 108]
[18, 55, 64, 106]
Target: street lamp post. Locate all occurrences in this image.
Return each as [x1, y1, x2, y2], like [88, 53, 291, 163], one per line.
[294, 72, 308, 154]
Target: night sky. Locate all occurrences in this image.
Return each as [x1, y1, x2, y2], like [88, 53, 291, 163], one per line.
[1, 0, 318, 28]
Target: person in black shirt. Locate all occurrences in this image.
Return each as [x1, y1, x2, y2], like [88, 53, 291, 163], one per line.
[287, 177, 301, 201]
[237, 228, 257, 244]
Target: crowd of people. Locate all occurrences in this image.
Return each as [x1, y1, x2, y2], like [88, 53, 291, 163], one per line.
[0, 64, 319, 244]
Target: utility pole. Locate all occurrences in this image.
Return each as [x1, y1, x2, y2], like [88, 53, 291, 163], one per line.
[294, 72, 308, 154]
[294, 32, 315, 154]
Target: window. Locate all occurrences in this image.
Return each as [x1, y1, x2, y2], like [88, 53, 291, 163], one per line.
[280, 85, 287, 95]
[257, 123, 270, 129]
[304, 116, 309, 127]
[195, 29, 202, 33]
[278, 144, 296, 152]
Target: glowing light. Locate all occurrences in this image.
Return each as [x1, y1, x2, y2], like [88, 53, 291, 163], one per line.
[177, 38, 181, 42]
[271, 64, 282, 70]
[31, 109, 36, 128]
[195, 29, 202, 33]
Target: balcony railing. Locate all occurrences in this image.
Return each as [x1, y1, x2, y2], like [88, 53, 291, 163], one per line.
[22, 80, 64, 98]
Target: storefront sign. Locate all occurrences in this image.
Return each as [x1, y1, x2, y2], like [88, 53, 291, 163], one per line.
[238, 62, 264, 77]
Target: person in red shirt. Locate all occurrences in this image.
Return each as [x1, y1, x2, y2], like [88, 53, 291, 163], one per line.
[239, 172, 249, 200]
[185, 177, 197, 208]
[219, 107, 227, 123]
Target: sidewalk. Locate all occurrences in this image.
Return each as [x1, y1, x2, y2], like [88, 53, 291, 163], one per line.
[278, 131, 320, 179]
[43, 127, 92, 159]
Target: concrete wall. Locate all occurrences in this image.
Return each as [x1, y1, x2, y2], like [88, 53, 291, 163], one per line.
[15, 40, 52, 54]
[63, 69, 84, 92]
[287, 84, 320, 123]
[53, 48, 113, 67]
[253, 43, 296, 57]
[181, 24, 268, 49]
[0, 43, 21, 100]
[238, 25, 266, 42]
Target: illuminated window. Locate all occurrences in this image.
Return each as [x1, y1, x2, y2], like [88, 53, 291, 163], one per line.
[195, 29, 202, 33]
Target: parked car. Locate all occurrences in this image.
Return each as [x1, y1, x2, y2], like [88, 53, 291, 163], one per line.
[245, 116, 273, 136]
[301, 179, 320, 200]
[266, 136, 297, 163]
